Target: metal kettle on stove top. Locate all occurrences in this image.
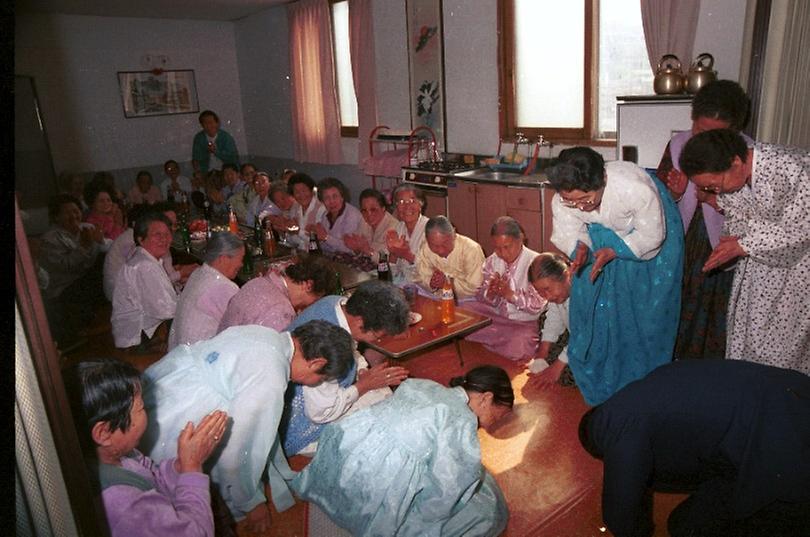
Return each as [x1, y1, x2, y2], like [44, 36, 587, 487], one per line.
[654, 54, 685, 95]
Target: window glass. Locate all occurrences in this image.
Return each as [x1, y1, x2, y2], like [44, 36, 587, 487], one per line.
[331, 1, 358, 128]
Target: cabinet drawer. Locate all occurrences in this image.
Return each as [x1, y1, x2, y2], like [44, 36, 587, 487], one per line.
[506, 187, 541, 212]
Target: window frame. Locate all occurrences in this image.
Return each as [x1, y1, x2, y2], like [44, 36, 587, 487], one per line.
[498, 0, 616, 146]
[329, 0, 358, 138]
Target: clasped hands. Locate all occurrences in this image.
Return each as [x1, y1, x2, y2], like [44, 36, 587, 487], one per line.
[385, 230, 412, 261]
[485, 272, 515, 301]
[702, 235, 746, 272]
[343, 233, 371, 255]
[174, 410, 228, 474]
[570, 242, 617, 282]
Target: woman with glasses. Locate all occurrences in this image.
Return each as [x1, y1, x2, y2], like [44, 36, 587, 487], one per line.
[385, 183, 429, 283]
[546, 147, 683, 405]
[680, 129, 810, 375]
[656, 80, 752, 361]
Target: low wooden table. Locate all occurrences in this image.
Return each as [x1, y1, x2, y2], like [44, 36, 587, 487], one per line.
[365, 294, 492, 366]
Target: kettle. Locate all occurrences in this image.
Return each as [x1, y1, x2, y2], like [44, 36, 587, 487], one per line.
[653, 54, 685, 95]
[686, 53, 717, 94]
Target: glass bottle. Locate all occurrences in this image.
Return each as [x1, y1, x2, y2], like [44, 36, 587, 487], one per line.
[241, 240, 254, 275]
[334, 271, 344, 296]
[180, 215, 191, 253]
[203, 196, 212, 221]
[228, 205, 239, 234]
[263, 229, 277, 258]
[253, 215, 263, 247]
[308, 231, 321, 255]
[440, 275, 455, 325]
[377, 252, 391, 282]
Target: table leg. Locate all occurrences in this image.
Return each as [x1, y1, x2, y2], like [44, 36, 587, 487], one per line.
[454, 338, 464, 368]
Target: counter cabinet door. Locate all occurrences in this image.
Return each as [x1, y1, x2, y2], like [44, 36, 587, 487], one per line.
[474, 183, 508, 256]
[447, 181, 478, 242]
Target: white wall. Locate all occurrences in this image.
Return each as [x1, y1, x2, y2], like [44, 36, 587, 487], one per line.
[15, 13, 247, 189]
[693, 0, 748, 81]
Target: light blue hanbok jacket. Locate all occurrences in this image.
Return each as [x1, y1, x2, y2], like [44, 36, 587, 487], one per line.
[292, 378, 509, 537]
[139, 326, 297, 520]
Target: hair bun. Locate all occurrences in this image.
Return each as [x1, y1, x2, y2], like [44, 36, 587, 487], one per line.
[448, 376, 465, 388]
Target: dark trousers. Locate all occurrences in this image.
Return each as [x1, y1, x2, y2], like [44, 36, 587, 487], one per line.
[45, 258, 106, 346]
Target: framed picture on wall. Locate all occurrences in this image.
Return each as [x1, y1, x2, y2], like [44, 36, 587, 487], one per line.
[118, 70, 199, 118]
[406, 0, 446, 152]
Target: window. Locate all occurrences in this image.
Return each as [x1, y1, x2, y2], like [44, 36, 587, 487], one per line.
[499, 0, 653, 144]
[330, 0, 358, 137]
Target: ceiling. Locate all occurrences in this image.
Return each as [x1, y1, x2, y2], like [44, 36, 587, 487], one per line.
[16, 0, 293, 21]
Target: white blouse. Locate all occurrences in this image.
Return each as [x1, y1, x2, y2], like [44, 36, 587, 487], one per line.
[111, 247, 178, 348]
[550, 161, 665, 260]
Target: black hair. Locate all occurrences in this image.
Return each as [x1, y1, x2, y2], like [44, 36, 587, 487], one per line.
[284, 256, 339, 297]
[578, 406, 603, 459]
[546, 147, 606, 192]
[287, 172, 316, 194]
[126, 203, 149, 229]
[136, 170, 153, 184]
[317, 177, 351, 204]
[133, 211, 172, 243]
[62, 359, 142, 454]
[528, 252, 570, 283]
[199, 110, 219, 124]
[222, 163, 239, 174]
[150, 201, 177, 215]
[449, 365, 514, 408]
[358, 188, 388, 210]
[391, 183, 428, 215]
[48, 194, 82, 223]
[291, 320, 354, 379]
[83, 184, 115, 209]
[163, 159, 179, 170]
[679, 129, 749, 177]
[691, 80, 750, 131]
[240, 162, 256, 174]
[345, 280, 409, 335]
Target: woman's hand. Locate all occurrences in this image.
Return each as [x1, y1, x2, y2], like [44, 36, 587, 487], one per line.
[569, 242, 590, 276]
[696, 190, 724, 214]
[355, 363, 409, 395]
[429, 269, 446, 290]
[313, 223, 328, 242]
[664, 168, 688, 200]
[243, 503, 271, 534]
[703, 236, 746, 272]
[485, 273, 502, 300]
[175, 410, 228, 474]
[590, 248, 617, 282]
[527, 360, 566, 387]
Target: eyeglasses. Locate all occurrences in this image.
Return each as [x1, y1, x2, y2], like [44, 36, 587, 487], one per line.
[396, 198, 421, 206]
[697, 172, 726, 194]
[559, 192, 601, 210]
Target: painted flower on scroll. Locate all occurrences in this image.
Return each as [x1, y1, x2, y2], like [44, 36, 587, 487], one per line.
[416, 80, 439, 123]
[415, 25, 438, 52]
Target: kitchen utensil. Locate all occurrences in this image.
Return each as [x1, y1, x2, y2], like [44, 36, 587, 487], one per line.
[686, 53, 716, 94]
[653, 54, 685, 95]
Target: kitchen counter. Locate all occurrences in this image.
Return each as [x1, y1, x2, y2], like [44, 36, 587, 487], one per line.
[450, 168, 549, 188]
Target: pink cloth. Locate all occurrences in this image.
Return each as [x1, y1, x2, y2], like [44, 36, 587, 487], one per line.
[462, 300, 540, 360]
[287, 0, 344, 164]
[360, 148, 410, 177]
[127, 185, 163, 205]
[349, 0, 378, 161]
[218, 272, 296, 333]
[85, 211, 125, 240]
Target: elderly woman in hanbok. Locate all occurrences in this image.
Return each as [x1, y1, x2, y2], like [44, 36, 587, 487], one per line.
[140, 321, 354, 534]
[289, 173, 326, 249]
[657, 80, 752, 360]
[111, 212, 179, 351]
[308, 177, 362, 255]
[282, 280, 411, 456]
[464, 216, 546, 359]
[292, 365, 513, 537]
[547, 147, 683, 405]
[218, 256, 337, 332]
[246, 172, 279, 226]
[386, 183, 430, 283]
[343, 188, 399, 263]
[167, 233, 244, 351]
[680, 129, 810, 375]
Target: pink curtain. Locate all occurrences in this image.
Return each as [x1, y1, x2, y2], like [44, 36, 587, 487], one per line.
[349, 0, 378, 162]
[287, 0, 343, 164]
[640, 0, 701, 76]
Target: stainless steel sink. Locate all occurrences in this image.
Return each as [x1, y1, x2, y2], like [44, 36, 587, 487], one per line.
[454, 168, 548, 186]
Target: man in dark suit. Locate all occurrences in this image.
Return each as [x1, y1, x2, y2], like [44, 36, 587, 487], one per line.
[579, 360, 810, 537]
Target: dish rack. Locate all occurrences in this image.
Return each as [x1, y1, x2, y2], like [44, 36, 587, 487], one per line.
[487, 133, 552, 175]
[363, 125, 437, 190]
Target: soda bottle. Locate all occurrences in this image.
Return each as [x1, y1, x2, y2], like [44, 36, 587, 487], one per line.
[334, 271, 344, 295]
[263, 230, 277, 258]
[440, 275, 455, 325]
[180, 216, 191, 253]
[242, 241, 254, 274]
[228, 206, 239, 234]
[377, 252, 391, 282]
[253, 215, 263, 247]
[308, 231, 321, 255]
[203, 197, 212, 221]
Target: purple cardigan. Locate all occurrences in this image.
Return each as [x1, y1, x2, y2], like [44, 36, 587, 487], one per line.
[99, 450, 213, 537]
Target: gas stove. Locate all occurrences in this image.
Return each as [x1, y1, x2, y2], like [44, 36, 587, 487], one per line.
[401, 161, 481, 188]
